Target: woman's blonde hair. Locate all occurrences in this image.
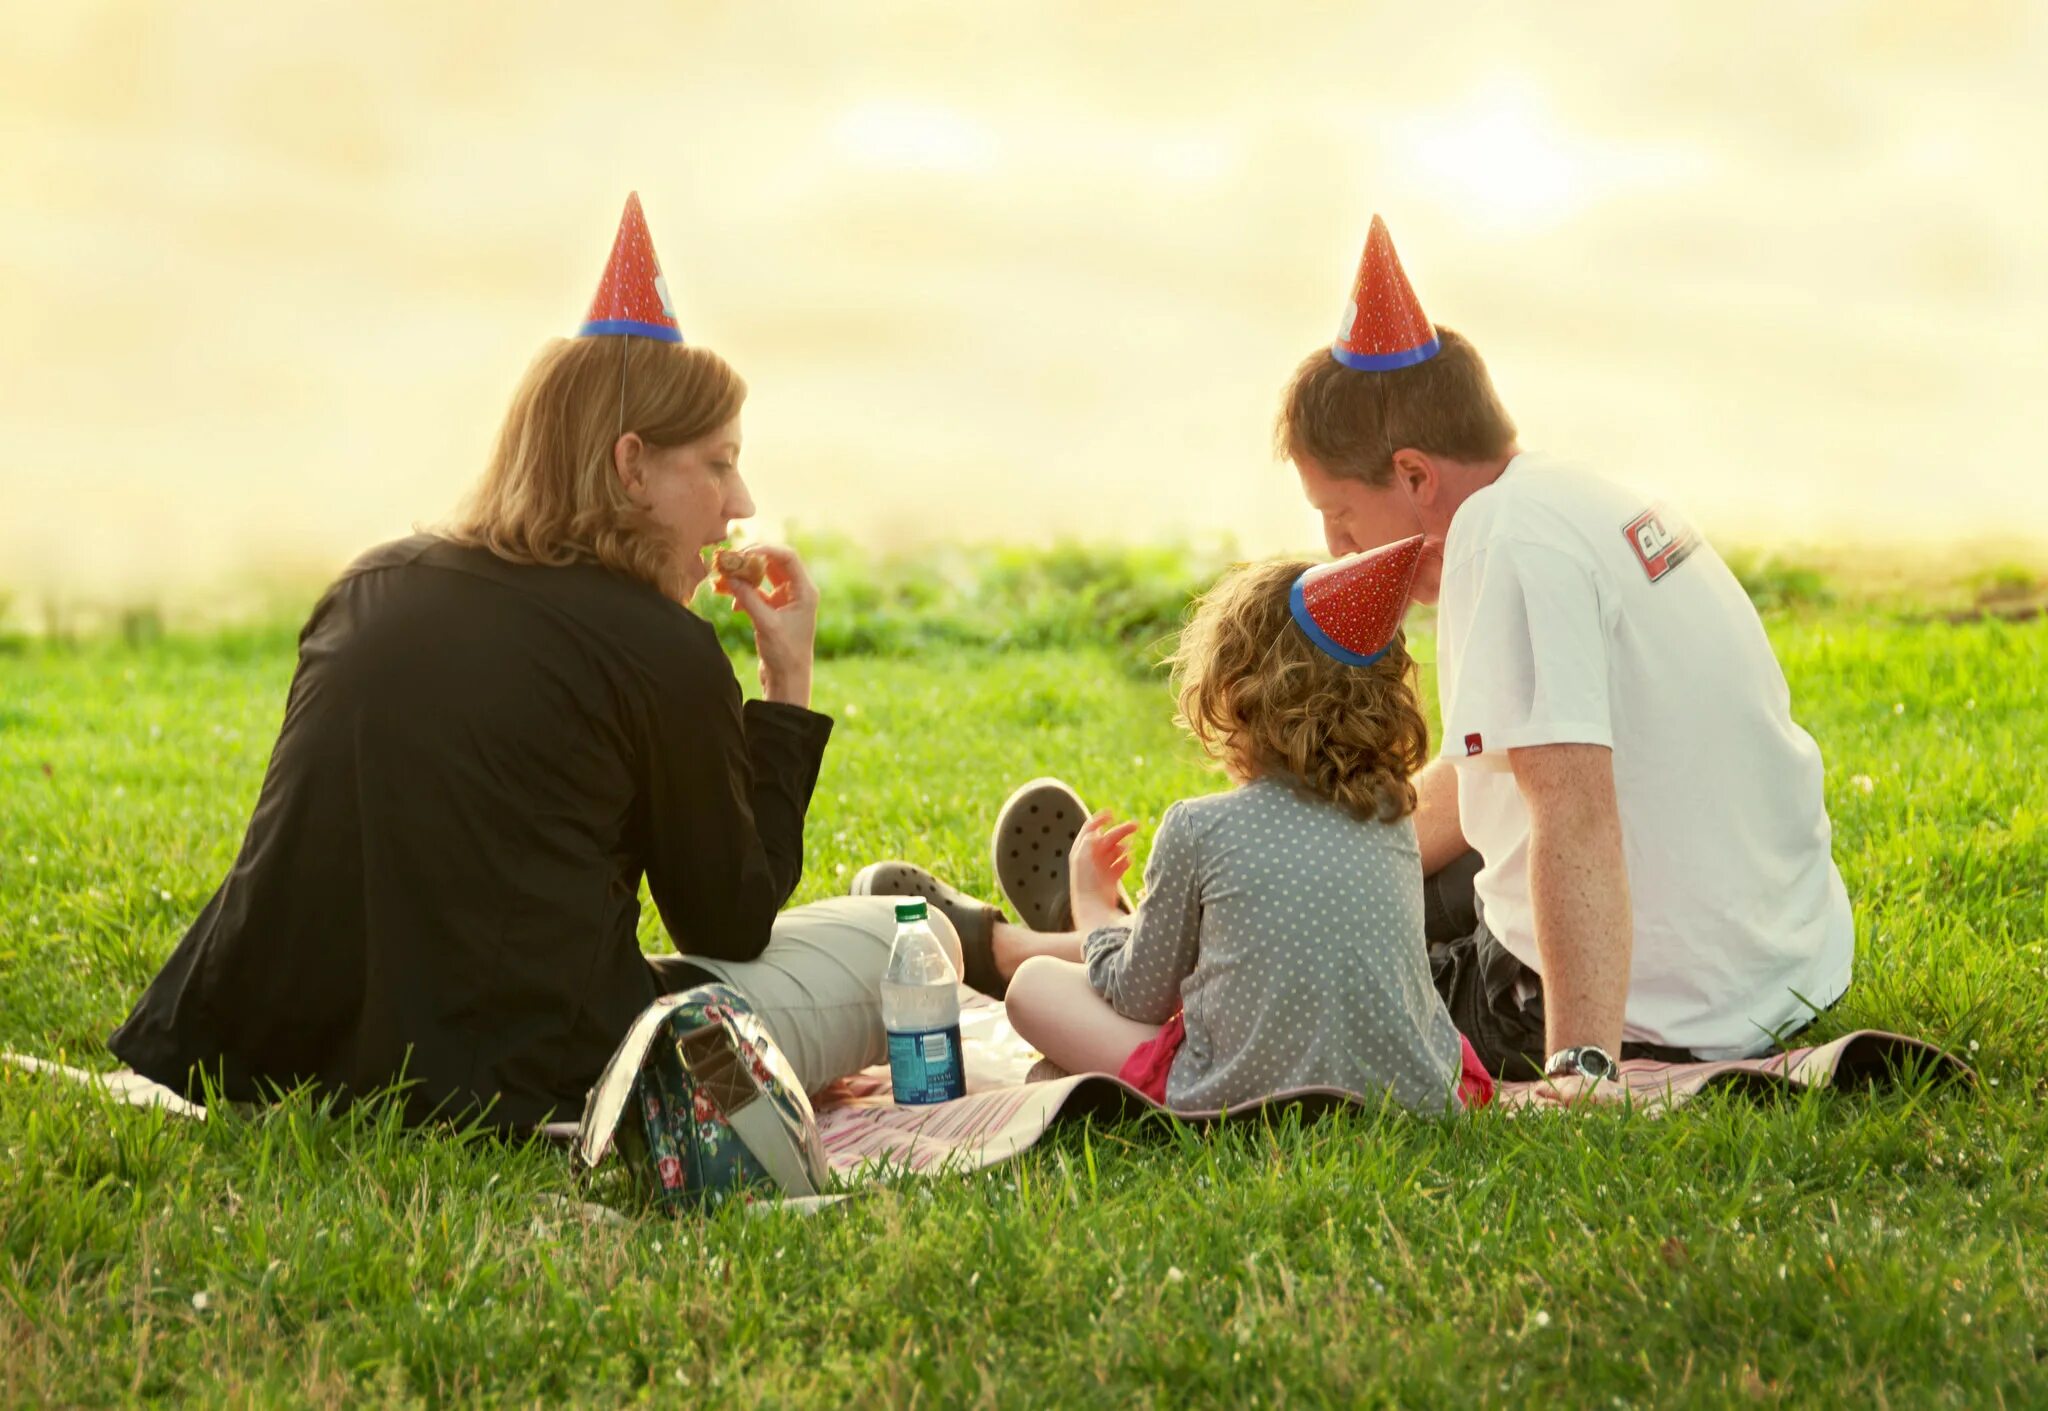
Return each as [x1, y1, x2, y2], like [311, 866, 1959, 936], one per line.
[446, 336, 746, 601]
[1170, 558, 1430, 821]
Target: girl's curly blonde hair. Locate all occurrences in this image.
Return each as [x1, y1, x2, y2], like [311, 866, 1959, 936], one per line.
[1169, 558, 1429, 821]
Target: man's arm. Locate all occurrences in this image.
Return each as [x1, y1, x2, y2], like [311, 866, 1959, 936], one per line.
[1508, 743, 1632, 1060]
[1414, 757, 1468, 878]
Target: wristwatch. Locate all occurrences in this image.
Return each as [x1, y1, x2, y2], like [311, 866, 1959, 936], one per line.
[1543, 1045, 1619, 1083]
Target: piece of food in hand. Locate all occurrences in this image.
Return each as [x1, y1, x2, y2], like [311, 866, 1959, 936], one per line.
[714, 549, 767, 587]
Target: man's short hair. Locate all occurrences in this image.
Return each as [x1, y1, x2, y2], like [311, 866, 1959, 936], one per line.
[1275, 326, 1517, 486]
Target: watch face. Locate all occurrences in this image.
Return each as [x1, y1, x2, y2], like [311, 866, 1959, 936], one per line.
[1548, 1047, 1620, 1082]
[1578, 1048, 1618, 1082]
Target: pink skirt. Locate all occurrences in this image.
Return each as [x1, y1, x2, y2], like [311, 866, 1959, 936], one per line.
[1116, 1011, 1187, 1103]
[1117, 1013, 1495, 1109]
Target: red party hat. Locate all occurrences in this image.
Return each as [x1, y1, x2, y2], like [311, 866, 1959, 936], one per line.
[1330, 215, 1439, 371]
[578, 192, 683, 343]
[1289, 534, 1426, 666]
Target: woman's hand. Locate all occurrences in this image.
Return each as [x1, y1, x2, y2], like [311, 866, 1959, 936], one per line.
[715, 544, 818, 709]
[1069, 809, 1138, 933]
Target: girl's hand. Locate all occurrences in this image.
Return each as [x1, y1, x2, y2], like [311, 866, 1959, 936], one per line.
[715, 545, 818, 709]
[1069, 809, 1138, 932]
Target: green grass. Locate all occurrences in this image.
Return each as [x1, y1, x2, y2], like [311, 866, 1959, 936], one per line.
[3, 603, 2046, 1406]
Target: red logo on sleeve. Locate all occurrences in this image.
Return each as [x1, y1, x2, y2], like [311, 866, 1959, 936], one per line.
[1464, 733, 1484, 756]
[1623, 506, 1698, 583]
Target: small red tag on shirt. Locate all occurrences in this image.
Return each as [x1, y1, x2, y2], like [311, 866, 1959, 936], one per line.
[1464, 733, 1484, 756]
[1623, 506, 1698, 582]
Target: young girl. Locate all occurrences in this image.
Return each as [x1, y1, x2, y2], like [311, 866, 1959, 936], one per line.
[1002, 537, 1492, 1111]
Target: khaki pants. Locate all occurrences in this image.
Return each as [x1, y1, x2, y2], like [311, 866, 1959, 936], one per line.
[646, 896, 898, 1096]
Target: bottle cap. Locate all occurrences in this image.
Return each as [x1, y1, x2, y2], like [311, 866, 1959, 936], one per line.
[893, 899, 929, 923]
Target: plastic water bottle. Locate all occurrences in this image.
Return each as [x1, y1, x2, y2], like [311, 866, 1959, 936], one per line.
[881, 899, 966, 1104]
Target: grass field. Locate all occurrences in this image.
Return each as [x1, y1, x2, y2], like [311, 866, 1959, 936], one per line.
[2, 578, 2045, 1405]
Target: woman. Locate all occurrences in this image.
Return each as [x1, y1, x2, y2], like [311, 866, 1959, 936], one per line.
[109, 194, 954, 1128]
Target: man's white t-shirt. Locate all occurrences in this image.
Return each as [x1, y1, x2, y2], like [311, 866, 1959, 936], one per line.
[1435, 453, 1854, 1059]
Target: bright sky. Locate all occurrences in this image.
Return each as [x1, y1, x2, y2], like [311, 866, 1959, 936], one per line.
[3, 2, 2044, 606]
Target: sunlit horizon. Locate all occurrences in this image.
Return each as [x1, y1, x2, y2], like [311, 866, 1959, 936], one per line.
[4, 3, 2045, 612]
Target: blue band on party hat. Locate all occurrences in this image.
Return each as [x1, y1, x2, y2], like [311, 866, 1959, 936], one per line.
[1288, 575, 1393, 668]
[1330, 336, 1441, 372]
[579, 318, 685, 343]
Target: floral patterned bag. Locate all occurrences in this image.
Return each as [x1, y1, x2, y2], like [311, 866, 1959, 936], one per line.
[576, 985, 829, 1210]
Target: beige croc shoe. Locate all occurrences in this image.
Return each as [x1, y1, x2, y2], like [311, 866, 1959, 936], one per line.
[989, 777, 1133, 932]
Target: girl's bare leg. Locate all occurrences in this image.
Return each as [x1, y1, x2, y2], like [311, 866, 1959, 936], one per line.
[1004, 956, 1161, 1076]
[991, 920, 1085, 981]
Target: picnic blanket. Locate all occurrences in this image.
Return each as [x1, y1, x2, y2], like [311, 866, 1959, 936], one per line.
[791, 990, 1970, 1180]
[4, 989, 1968, 1191]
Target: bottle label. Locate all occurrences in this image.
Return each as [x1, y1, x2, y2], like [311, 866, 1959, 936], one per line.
[887, 1023, 966, 1105]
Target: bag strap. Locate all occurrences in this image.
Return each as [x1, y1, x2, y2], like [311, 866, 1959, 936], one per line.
[723, 1095, 822, 1198]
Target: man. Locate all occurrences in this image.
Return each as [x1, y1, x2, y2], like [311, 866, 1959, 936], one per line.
[1275, 216, 1854, 1098]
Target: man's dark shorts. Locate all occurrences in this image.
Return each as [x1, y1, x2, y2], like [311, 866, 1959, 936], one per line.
[1424, 850, 1707, 1079]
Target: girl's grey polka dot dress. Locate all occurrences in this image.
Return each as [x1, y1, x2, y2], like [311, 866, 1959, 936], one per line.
[1084, 776, 1464, 1112]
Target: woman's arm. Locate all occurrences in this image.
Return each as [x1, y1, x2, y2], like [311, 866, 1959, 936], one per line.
[639, 622, 833, 964]
[1083, 803, 1202, 1025]
[716, 544, 818, 709]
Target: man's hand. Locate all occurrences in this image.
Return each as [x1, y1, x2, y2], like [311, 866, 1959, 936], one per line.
[1509, 742, 1632, 1062]
[716, 544, 818, 709]
[1532, 1072, 1632, 1108]
[1068, 809, 1137, 933]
